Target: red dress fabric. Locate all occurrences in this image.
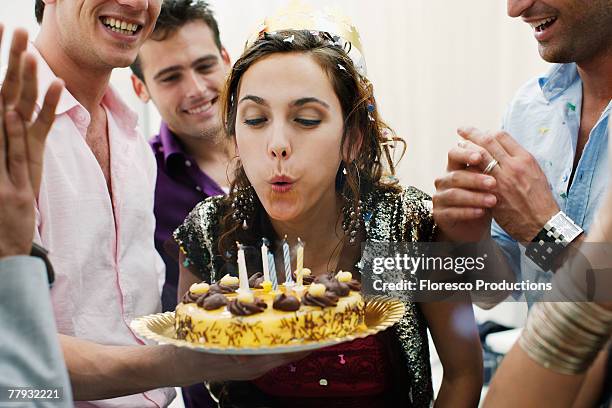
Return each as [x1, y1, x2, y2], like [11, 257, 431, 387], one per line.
[253, 334, 391, 407]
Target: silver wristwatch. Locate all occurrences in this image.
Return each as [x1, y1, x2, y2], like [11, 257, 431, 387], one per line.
[525, 211, 584, 271]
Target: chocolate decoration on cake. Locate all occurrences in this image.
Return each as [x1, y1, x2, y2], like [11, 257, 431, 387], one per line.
[325, 280, 351, 297]
[198, 293, 228, 310]
[175, 315, 193, 340]
[314, 273, 334, 284]
[302, 291, 338, 307]
[248, 272, 265, 289]
[208, 283, 238, 294]
[313, 274, 354, 297]
[181, 291, 200, 304]
[228, 297, 267, 316]
[346, 279, 362, 291]
[291, 270, 315, 285]
[272, 293, 301, 311]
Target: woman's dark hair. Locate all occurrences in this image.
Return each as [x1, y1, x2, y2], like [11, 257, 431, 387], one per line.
[217, 29, 401, 259]
[35, 0, 44, 23]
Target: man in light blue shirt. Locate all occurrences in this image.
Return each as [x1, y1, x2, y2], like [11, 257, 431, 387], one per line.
[434, 0, 610, 299]
[433, 1, 610, 404]
[0, 26, 71, 407]
[491, 61, 609, 298]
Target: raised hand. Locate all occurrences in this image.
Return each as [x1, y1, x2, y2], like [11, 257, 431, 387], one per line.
[0, 25, 63, 257]
[1, 26, 64, 195]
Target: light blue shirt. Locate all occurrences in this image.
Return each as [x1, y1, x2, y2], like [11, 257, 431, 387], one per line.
[491, 63, 610, 300]
[0, 256, 73, 407]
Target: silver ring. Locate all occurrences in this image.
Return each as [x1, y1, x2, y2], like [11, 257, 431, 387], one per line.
[483, 159, 499, 174]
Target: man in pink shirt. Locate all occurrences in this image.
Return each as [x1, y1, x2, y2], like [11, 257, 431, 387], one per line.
[0, 1, 302, 407]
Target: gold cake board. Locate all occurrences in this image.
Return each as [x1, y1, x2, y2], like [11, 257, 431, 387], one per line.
[130, 296, 405, 355]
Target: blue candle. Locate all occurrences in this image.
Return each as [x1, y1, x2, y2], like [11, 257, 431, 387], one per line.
[263, 238, 278, 290]
[282, 235, 293, 285]
[268, 251, 278, 290]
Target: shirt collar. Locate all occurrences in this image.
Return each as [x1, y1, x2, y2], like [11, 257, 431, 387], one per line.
[29, 43, 80, 116]
[159, 122, 187, 165]
[538, 63, 580, 102]
[29, 43, 139, 136]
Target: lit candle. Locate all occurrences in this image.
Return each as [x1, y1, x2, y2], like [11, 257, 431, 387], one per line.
[261, 240, 270, 282]
[296, 237, 304, 287]
[282, 235, 294, 286]
[236, 242, 250, 293]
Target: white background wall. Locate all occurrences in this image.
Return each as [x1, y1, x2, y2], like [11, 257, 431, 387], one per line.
[0, 0, 549, 193]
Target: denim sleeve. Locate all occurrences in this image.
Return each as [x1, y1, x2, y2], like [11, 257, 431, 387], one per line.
[0, 256, 73, 407]
[491, 220, 522, 282]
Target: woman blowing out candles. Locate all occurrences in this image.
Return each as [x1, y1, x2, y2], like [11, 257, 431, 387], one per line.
[174, 15, 483, 408]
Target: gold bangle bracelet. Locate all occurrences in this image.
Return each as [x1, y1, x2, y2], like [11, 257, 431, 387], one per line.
[519, 302, 612, 375]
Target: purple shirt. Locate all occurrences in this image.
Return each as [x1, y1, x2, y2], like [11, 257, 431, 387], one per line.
[150, 122, 225, 312]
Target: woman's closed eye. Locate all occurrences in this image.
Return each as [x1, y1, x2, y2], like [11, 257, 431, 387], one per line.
[243, 117, 268, 127]
[294, 118, 322, 127]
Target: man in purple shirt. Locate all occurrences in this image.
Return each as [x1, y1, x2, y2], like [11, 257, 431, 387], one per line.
[130, 1, 234, 406]
[130, 0, 232, 313]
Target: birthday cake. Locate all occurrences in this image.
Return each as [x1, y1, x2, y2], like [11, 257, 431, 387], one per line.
[175, 271, 366, 347]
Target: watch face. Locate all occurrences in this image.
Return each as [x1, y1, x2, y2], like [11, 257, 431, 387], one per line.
[549, 213, 583, 243]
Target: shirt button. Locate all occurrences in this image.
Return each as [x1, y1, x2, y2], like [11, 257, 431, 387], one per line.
[195, 186, 202, 192]
[319, 379, 328, 386]
[76, 109, 88, 123]
[185, 160, 192, 167]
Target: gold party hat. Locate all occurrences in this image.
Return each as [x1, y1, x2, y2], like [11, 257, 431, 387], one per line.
[245, 0, 367, 76]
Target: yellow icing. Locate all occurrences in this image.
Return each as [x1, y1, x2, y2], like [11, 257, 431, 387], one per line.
[219, 274, 239, 286]
[336, 271, 353, 283]
[189, 282, 210, 295]
[261, 280, 273, 292]
[236, 291, 255, 303]
[308, 283, 326, 297]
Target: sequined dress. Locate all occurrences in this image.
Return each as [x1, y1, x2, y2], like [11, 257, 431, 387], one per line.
[174, 186, 436, 407]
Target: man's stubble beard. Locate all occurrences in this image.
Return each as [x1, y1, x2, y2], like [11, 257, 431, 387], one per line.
[200, 124, 223, 142]
[539, 4, 612, 64]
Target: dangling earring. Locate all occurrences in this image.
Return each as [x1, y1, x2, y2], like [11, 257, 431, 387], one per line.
[341, 162, 362, 245]
[232, 185, 255, 230]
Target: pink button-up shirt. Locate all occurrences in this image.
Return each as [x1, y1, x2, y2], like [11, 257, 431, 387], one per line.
[29, 45, 175, 408]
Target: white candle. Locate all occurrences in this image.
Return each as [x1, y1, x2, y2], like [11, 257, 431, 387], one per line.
[296, 237, 304, 287]
[261, 240, 270, 281]
[236, 242, 250, 293]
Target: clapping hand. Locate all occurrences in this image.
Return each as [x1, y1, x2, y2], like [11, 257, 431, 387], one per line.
[0, 25, 63, 258]
[456, 127, 560, 242]
[433, 130, 497, 242]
